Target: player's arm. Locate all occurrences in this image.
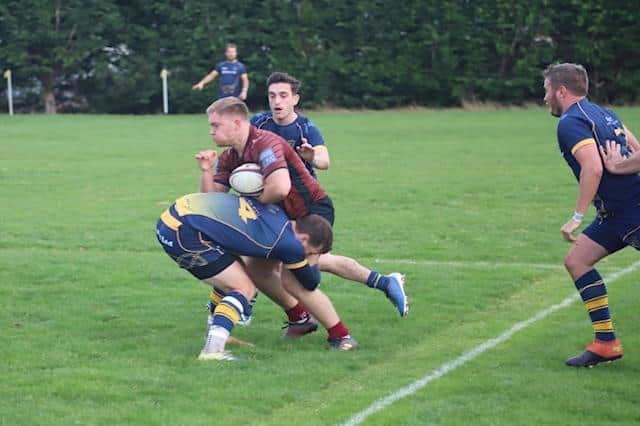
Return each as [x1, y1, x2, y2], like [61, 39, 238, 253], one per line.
[196, 150, 229, 192]
[624, 125, 640, 152]
[258, 168, 290, 204]
[192, 70, 219, 91]
[561, 143, 602, 242]
[284, 260, 321, 291]
[296, 125, 330, 170]
[239, 73, 249, 100]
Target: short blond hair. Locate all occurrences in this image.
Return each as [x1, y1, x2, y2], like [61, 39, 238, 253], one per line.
[206, 97, 249, 118]
[543, 63, 589, 96]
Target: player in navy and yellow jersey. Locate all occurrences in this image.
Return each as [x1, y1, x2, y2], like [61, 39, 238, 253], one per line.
[192, 43, 249, 100]
[156, 191, 352, 360]
[543, 63, 640, 367]
[195, 97, 358, 350]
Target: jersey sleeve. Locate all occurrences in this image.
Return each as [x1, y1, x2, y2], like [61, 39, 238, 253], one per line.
[238, 62, 247, 74]
[213, 149, 233, 185]
[214, 61, 223, 73]
[273, 228, 321, 290]
[250, 112, 267, 127]
[254, 138, 288, 177]
[305, 120, 326, 147]
[557, 115, 596, 156]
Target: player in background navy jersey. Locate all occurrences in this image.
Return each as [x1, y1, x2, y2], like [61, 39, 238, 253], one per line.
[247, 72, 408, 316]
[192, 43, 249, 100]
[156, 192, 338, 360]
[543, 63, 640, 367]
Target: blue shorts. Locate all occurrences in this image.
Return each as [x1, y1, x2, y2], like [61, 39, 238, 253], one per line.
[309, 196, 335, 226]
[155, 207, 237, 280]
[583, 207, 640, 254]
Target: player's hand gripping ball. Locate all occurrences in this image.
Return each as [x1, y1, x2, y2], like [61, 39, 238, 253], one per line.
[229, 163, 264, 196]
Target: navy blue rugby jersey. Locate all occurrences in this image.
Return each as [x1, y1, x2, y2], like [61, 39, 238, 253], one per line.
[215, 61, 247, 98]
[251, 111, 325, 177]
[557, 99, 640, 213]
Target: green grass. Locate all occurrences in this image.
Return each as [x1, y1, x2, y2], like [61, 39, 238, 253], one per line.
[2, 109, 640, 425]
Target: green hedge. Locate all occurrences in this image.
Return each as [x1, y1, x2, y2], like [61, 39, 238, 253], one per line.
[1, 0, 639, 113]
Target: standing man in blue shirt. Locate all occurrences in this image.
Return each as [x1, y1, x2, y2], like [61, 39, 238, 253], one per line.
[543, 63, 640, 367]
[192, 43, 249, 100]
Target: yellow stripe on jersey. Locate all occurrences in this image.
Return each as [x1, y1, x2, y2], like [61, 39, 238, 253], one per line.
[571, 138, 596, 155]
[585, 295, 608, 312]
[593, 319, 614, 332]
[215, 303, 241, 324]
[283, 259, 308, 270]
[160, 210, 182, 231]
[174, 196, 191, 216]
[614, 127, 624, 136]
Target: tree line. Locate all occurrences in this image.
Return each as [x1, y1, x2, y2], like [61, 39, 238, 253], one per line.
[1, 0, 639, 113]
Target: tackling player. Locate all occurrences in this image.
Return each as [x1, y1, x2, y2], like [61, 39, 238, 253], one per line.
[156, 192, 343, 360]
[543, 63, 640, 367]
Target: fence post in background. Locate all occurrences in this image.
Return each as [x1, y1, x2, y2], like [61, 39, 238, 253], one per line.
[160, 69, 169, 114]
[4, 69, 13, 116]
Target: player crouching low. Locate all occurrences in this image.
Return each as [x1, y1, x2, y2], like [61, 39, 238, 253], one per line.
[155, 192, 357, 360]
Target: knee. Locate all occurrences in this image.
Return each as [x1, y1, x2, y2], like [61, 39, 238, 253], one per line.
[564, 252, 589, 278]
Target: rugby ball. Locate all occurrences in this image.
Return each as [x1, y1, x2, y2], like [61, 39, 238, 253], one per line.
[229, 163, 264, 195]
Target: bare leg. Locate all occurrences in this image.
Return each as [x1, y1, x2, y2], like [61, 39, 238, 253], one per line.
[317, 252, 369, 283]
[243, 257, 298, 310]
[280, 268, 340, 329]
[563, 234, 609, 279]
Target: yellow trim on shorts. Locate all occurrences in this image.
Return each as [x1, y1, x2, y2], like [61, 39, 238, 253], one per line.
[571, 138, 596, 155]
[160, 210, 182, 231]
[283, 259, 308, 270]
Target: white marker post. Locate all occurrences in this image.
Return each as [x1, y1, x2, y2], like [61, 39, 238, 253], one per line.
[4, 69, 13, 116]
[160, 68, 168, 114]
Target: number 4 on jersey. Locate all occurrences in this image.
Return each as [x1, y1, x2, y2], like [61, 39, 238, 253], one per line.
[238, 197, 257, 223]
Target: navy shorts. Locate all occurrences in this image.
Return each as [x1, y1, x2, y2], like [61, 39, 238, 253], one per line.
[309, 196, 335, 226]
[583, 207, 640, 254]
[155, 207, 237, 280]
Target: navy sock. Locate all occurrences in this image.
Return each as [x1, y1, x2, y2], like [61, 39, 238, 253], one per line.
[366, 271, 389, 292]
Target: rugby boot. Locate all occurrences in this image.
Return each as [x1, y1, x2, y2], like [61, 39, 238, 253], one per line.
[385, 273, 409, 317]
[328, 335, 359, 351]
[283, 314, 319, 337]
[565, 339, 623, 367]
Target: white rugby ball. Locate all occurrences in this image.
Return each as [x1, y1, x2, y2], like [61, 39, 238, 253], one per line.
[229, 163, 264, 195]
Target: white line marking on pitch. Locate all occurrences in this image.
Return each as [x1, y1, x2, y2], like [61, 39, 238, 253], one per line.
[342, 260, 640, 426]
[373, 258, 563, 270]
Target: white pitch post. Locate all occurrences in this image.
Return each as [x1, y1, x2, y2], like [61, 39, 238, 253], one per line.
[4, 69, 13, 116]
[160, 69, 169, 114]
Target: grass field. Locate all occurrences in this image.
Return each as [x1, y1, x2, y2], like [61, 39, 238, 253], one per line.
[2, 108, 640, 425]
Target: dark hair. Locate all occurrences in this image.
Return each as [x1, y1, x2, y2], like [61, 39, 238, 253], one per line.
[267, 72, 301, 94]
[543, 63, 589, 96]
[226, 43, 237, 50]
[206, 96, 249, 118]
[295, 214, 333, 254]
